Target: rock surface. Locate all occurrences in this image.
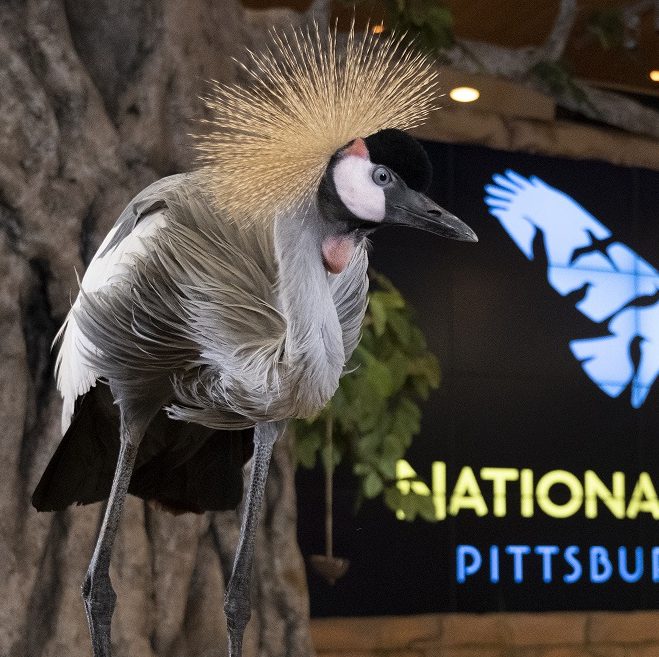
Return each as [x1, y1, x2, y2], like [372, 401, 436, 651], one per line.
[311, 611, 659, 657]
[0, 2, 314, 655]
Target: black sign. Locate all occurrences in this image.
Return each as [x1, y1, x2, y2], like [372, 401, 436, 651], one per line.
[297, 141, 658, 615]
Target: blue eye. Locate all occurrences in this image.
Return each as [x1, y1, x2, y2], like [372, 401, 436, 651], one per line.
[372, 166, 392, 186]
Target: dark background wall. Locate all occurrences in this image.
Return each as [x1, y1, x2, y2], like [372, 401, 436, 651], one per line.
[298, 140, 658, 616]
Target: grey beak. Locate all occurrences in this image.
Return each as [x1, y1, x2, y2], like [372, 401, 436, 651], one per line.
[391, 192, 478, 242]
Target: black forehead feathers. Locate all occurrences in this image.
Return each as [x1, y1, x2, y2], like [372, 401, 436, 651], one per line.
[364, 128, 432, 193]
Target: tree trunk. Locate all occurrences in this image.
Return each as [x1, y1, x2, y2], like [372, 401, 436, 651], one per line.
[0, 1, 314, 655]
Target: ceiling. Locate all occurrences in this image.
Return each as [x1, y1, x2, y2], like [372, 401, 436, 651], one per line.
[446, 0, 658, 96]
[242, 0, 659, 97]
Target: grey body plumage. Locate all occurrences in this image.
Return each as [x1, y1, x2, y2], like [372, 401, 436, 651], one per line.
[77, 172, 368, 429]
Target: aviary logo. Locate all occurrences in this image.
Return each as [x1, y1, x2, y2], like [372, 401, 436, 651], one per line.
[484, 170, 658, 408]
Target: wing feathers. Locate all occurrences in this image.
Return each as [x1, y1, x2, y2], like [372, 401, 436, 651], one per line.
[56, 195, 169, 432]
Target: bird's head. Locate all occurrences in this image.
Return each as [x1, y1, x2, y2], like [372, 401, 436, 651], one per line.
[317, 129, 477, 273]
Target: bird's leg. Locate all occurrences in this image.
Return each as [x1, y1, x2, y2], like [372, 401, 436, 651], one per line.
[225, 420, 285, 657]
[82, 418, 143, 657]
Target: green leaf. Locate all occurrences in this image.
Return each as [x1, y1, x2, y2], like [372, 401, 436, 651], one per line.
[353, 462, 372, 476]
[373, 289, 405, 311]
[427, 6, 452, 26]
[384, 485, 404, 513]
[382, 432, 406, 465]
[418, 494, 438, 522]
[363, 471, 384, 498]
[357, 430, 384, 458]
[408, 354, 440, 388]
[359, 348, 394, 398]
[424, 7, 454, 48]
[411, 377, 430, 398]
[385, 349, 410, 393]
[390, 398, 421, 442]
[407, 325, 427, 352]
[368, 294, 387, 337]
[378, 456, 398, 480]
[407, 4, 426, 27]
[397, 491, 418, 521]
[386, 310, 412, 348]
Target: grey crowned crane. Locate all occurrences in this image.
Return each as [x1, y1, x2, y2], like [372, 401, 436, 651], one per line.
[32, 24, 477, 657]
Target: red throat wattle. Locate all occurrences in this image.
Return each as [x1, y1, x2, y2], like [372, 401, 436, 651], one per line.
[322, 235, 356, 274]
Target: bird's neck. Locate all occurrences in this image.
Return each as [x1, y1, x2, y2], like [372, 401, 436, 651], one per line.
[274, 210, 345, 416]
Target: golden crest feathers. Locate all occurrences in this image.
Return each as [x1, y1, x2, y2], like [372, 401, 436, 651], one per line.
[195, 23, 440, 226]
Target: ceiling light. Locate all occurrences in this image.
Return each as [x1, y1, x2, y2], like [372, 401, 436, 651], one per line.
[449, 86, 480, 103]
[650, 70, 659, 82]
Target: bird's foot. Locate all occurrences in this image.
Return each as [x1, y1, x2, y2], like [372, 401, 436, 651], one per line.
[227, 625, 245, 657]
[225, 577, 251, 657]
[82, 571, 116, 657]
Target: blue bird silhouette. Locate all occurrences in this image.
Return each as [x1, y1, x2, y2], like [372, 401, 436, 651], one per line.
[484, 169, 658, 409]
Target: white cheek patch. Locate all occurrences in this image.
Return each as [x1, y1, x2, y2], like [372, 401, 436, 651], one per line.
[333, 155, 386, 222]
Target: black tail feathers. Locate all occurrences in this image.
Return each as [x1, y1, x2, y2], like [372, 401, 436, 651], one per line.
[32, 384, 254, 514]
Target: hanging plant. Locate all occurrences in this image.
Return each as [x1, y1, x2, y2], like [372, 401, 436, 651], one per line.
[586, 8, 625, 50]
[295, 269, 439, 522]
[529, 60, 598, 115]
[341, 0, 455, 53]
